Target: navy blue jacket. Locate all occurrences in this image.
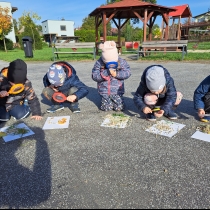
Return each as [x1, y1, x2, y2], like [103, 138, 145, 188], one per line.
[194, 75, 210, 110]
[133, 65, 177, 115]
[43, 62, 88, 100]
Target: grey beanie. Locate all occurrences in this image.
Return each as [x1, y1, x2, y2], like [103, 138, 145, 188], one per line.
[146, 66, 166, 91]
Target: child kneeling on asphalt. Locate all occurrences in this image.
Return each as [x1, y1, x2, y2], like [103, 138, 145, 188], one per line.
[133, 65, 183, 121]
[92, 41, 131, 111]
[0, 59, 42, 122]
[42, 61, 89, 113]
[194, 75, 210, 122]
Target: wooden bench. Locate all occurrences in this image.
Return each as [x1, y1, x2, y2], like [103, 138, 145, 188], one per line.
[137, 40, 188, 60]
[52, 42, 96, 61]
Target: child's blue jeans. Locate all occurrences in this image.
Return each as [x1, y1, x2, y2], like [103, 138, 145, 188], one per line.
[0, 104, 31, 122]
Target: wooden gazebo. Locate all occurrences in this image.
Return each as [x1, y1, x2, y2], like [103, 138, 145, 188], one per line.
[89, 0, 176, 52]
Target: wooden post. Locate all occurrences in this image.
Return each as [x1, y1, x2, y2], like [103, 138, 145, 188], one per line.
[118, 19, 121, 54]
[103, 11, 107, 42]
[165, 13, 169, 41]
[149, 18, 152, 41]
[161, 18, 164, 40]
[143, 9, 147, 42]
[95, 16, 99, 55]
[177, 16, 181, 40]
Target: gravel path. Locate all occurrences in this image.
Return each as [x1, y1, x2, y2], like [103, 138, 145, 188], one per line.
[0, 59, 210, 209]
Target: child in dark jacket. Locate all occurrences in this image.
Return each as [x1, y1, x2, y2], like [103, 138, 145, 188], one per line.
[133, 65, 183, 121]
[194, 75, 210, 121]
[0, 59, 42, 122]
[42, 61, 89, 113]
[92, 41, 131, 111]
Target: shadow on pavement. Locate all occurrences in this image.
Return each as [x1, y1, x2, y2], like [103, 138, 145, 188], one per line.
[0, 125, 51, 209]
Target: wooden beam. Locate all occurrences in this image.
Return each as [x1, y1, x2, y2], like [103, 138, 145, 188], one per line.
[120, 18, 130, 29]
[105, 11, 117, 25]
[147, 11, 154, 21]
[161, 13, 168, 24]
[133, 10, 144, 22]
[112, 19, 119, 29]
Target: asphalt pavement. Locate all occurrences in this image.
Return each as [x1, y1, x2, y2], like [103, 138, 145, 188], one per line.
[0, 58, 210, 209]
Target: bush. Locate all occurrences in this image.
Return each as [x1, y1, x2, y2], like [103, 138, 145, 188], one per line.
[75, 30, 95, 42]
[0, 38, 14, 51]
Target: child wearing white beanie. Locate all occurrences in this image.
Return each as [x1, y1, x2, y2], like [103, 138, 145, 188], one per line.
[133, 65, 183, 121]
[92, 41, 131, 111]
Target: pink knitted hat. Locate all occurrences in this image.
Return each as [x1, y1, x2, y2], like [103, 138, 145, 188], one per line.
[99, 41, 118, 63]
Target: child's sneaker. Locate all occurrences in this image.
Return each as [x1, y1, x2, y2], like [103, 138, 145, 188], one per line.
[47, 104, 64, 113]
[69, 103, 80, 113]
[164, 111, 177, 120]
[146, 113, 156, 122]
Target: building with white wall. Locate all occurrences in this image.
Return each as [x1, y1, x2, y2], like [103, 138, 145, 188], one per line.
[0, 1, 17, 43]
[193, 10, 210, 23]
[42, 19, 76, 43]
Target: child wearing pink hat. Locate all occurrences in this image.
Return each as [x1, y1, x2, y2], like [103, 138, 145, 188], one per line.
[92, 41, 131, 111]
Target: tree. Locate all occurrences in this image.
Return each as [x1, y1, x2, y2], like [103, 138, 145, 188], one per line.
[81, 16, 111, 36]
[19, 11, 41, 50]
[0, 6, 13, 52]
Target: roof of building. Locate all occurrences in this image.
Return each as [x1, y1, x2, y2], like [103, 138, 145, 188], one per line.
[12, 7, 18, 13]
[169, 4, 192, 18]
[193, 11, 210, 18]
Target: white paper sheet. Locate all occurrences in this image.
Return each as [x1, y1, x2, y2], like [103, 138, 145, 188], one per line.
[146, 120, 185, 138]
[191, 131, 210, 142]
[0, 123, 35, 142]
[42, 116, 70, 130]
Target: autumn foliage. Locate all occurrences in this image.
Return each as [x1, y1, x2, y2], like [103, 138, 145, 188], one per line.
[0, 6, 13, 52]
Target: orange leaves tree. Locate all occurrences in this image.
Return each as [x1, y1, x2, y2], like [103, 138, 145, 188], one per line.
[0, 6, 13, 52]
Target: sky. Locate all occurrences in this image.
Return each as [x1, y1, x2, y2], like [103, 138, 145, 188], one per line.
[6, 0, 210, 28]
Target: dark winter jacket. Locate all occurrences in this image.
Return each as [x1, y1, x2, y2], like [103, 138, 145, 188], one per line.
[0, 68, 42, 116]
[133, 65, 177, 115]
[194, 75, 210, 110]
[43, 61, 89, 100]
[92, 57, 131, 96]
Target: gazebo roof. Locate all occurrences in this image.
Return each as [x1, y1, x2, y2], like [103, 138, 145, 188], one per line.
[89, 0, 176, 19]
[169, 4, 192, 18]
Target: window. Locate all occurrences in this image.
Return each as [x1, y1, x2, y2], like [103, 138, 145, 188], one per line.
[60, 25, 66, 31]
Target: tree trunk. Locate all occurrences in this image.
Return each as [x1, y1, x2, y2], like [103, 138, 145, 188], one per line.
[3, 35, 7, 53]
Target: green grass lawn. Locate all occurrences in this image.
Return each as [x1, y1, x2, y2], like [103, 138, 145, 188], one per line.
[0, 41, 210, 62]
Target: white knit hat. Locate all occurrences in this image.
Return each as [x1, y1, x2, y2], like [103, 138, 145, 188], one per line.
[99, 41, 118, 63]
[146, 66, 166, 91]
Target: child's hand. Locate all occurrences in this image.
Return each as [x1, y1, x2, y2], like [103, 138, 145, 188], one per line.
[154, 110, 164, 118]
[0, 91, 9, 97]
[49, 85, 58, 92]
[67, 95, 77, 102]
[109, 69, 117, 77]
[31, 115, 43, 120]
[198, 109, 205, 118]
[143, 107, 152, 114]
